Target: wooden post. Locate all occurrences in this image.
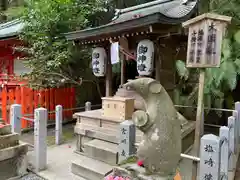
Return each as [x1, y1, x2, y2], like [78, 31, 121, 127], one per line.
[106, 47, 112, 97]
[155, 44, 161, 82]
[192, 69, 205, 180]
[119, 37, 128, 86]
[120, 54, 125, 86]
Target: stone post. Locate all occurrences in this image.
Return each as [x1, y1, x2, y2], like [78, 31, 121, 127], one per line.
[118, 120, 136, 163]
[235, 102, 240, 143]
[232, 111, 238, 154]
[199, 134, 220, 180]
[228, 116, 235, 171]
[34, 108, 47, 172]
[219, 126, 229, 179]
[55, 105, 63, 145]
[10, 104, 21, 135]
[85, 101, 91, 111]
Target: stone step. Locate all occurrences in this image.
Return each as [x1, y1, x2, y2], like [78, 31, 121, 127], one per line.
[84, 139, 118, 165]
[0, 142, 28, 162]
[0, 124, 11, 135]
[0, 133, 19, 150]
[71, 153, 113, 180]
[75, 123, 143, 144]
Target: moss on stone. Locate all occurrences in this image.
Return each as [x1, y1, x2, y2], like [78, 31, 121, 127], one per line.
[118, 155, 138, 166]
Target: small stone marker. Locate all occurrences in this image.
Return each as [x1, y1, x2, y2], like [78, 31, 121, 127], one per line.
[235, 102, 240, 143]
[232, 111, 238, 153]
[34, 108, 47, 172]
[228, 116, 235, 171]
[85, 101, 91, 111]
[55, 105, 63, 145]
[10, 104, 21, 135]
[118, 120, 136, 163]
[219, 126, 229, 179]
[199, 134, 220, 180]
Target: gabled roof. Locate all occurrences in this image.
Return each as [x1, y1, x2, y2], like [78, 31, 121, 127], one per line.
[65, 0, 199, 42]
[0, 19, 24, 39]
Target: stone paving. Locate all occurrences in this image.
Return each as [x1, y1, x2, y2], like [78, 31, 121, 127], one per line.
[17, 173, 46, 180]
[17, 123, 240, 180]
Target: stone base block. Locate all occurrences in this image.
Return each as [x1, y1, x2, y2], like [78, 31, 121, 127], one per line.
[84, 139, 118, 165]
[0, 133, 19, 150]
[71, 153, 112, 180]
[0, 124, 11, 136]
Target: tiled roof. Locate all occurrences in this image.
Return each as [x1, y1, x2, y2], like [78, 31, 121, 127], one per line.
[65, 0, 199, 41]
[0, 19, 24, 39]
[111, 0, 197, 24]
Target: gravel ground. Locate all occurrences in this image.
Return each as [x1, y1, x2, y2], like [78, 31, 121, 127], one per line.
[9, 173, 46, 180]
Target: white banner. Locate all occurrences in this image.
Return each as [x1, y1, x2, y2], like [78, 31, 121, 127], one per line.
[110, 42, 120, 64]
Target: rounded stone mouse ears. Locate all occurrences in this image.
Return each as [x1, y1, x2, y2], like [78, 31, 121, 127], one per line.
[148, 81, 162, 94]
[132, 110, 149, 128]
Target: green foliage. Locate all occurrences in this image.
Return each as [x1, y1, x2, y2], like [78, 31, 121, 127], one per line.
[175, 31, 240, 116]
[16, 0, 105, 89]
[175, 0, 240, 116]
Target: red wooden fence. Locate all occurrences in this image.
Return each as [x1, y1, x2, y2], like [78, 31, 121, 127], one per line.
[0, 85, 76, 128]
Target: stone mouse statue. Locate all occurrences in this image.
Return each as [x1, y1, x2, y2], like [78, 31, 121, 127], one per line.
[123, 78, 181, 179]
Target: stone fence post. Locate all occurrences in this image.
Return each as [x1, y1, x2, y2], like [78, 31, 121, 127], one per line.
[85, 101, 91, 111]
[235, 102, 240, 143]
[55, 105, 63, 145]
[199, 134, 221, 180]
[34, 108, 47, 172]
[228, 116, 235, 171]
[10, 104, 21, 135]
[219, 126, 229, 179]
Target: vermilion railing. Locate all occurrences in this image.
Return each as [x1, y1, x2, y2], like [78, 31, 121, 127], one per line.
[0, 74, 27, 86]
[0, 85, 76, 128]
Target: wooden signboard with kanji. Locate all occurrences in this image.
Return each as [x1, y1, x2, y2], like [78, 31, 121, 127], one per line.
[183, 13, 232, 68]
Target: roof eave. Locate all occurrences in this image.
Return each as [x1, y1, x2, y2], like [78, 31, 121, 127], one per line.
[65, 8, 197, 42]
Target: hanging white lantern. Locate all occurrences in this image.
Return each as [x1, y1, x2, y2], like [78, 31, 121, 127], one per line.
[137, 39, 154, 76]
[92, 47, 107, 77]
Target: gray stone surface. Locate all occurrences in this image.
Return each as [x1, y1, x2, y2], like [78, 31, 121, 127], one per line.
[229, 116, 236, 171]
[27, 139, 86, 180]
[119, 120, 136, 163]
[232, 112, 238, 154]
[71, 153, 112, 180]
[199, 134, 220, 180]
[0, 133, 19, 149]
[84, 139, 118, 165]
[123, 78, 181, 177]
[10, 104, 22, 135]
[0, 124, 11, 135]
[34, 108, 47, 172]
[15, 173, 45, 180]
[0, 142, 28, 162]
[235, 102, 240, 144]
[55, 105, 63, 145]
[219, 126, 229, 178]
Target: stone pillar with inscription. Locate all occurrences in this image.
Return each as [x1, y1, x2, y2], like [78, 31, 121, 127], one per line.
[199, 134, 220, 180]
[118, 120, 136, 163]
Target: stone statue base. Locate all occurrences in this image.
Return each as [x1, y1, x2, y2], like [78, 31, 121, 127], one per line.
[107, 157, 176, 180]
